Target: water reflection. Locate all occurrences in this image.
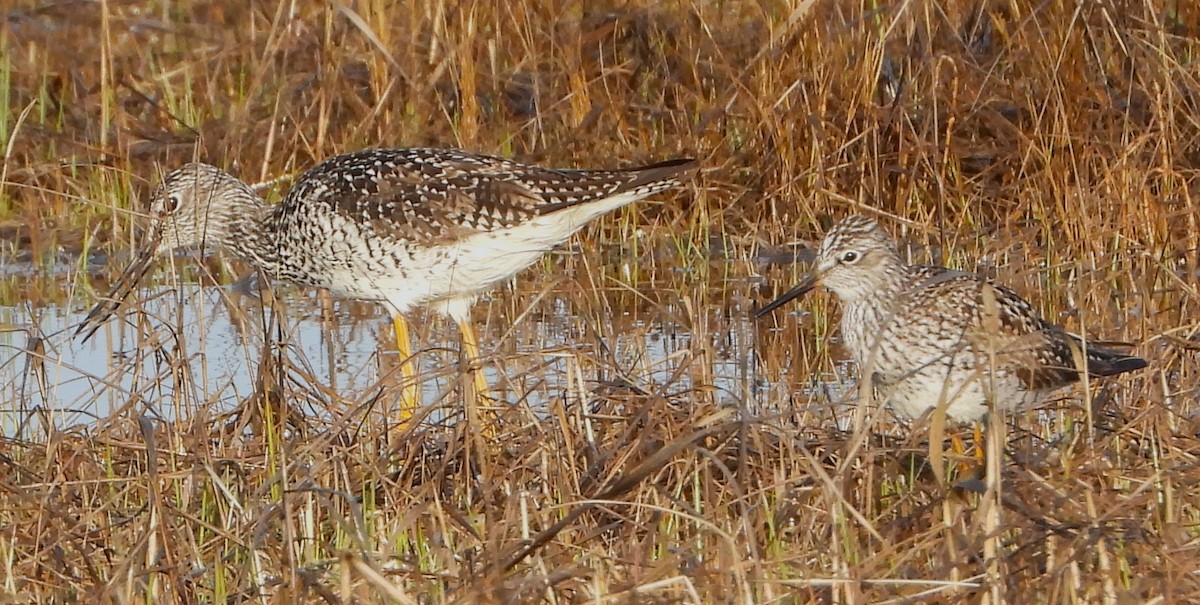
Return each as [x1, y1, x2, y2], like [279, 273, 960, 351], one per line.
[0, 268, 827, 436]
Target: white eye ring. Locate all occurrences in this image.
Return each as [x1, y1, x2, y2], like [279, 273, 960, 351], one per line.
[841, 250, 861, 264]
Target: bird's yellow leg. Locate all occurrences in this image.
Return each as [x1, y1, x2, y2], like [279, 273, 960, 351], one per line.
[393, 315, 421, 425]
[455, 316, 495, 436]
[951, 432, 967, 458]
[948, 425, 986, 460]
[974, 422, 985, 463]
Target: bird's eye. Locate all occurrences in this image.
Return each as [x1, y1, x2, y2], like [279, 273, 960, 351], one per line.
[162, 193, 182, 213]
[841, 250, 860, 264]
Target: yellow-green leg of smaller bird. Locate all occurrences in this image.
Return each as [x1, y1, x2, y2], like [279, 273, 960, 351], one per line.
[392, 315, 421, 425]
[948, 430, 982, 480]
[949, 426, 986, 461]
[951, 432, 967, 458]
[973, 423, 985, 462]
[455, 316, 496, 438]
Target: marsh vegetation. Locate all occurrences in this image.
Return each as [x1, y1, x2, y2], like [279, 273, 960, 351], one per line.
[1, 0, 1197, 602]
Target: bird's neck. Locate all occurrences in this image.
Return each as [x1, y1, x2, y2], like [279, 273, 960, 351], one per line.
[216, 185, 285, 275]
[836, 259, 909, 305]
[838, 260, 912, 366]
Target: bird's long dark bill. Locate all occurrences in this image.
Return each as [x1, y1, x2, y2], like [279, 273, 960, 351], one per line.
[75, 235, 160, 342]
[754, 276, 817, 319]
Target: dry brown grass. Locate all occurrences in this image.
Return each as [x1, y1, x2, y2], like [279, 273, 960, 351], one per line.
[1, 0, 1199, 603]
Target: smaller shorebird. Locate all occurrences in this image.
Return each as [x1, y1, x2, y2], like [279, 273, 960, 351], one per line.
[78, 148, 698, 429]
[756, 215, 1146, 432]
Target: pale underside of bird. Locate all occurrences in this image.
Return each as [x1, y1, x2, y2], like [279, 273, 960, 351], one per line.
[756, 214, 1146, 424]
[79, 147, 698, 427]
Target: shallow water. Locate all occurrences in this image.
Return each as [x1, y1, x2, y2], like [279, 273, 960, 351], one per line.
[0, 258, 831, 437]
[0, 247, 1143, 441]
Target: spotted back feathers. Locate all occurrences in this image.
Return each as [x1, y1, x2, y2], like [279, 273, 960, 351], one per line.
[280, 149, 697, 245]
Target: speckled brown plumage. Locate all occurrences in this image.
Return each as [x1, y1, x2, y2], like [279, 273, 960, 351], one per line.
[756, 215, 1146, 422]
[78, 147, 698, 338]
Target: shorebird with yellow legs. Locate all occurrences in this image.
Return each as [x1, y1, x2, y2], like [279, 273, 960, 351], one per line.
[78, 148, 698, 433]
[756, 215, 1147, 463]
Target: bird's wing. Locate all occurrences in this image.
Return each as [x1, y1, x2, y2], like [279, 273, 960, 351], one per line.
[906, 269, 1080, 390]
[280, 149, 695, 246]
